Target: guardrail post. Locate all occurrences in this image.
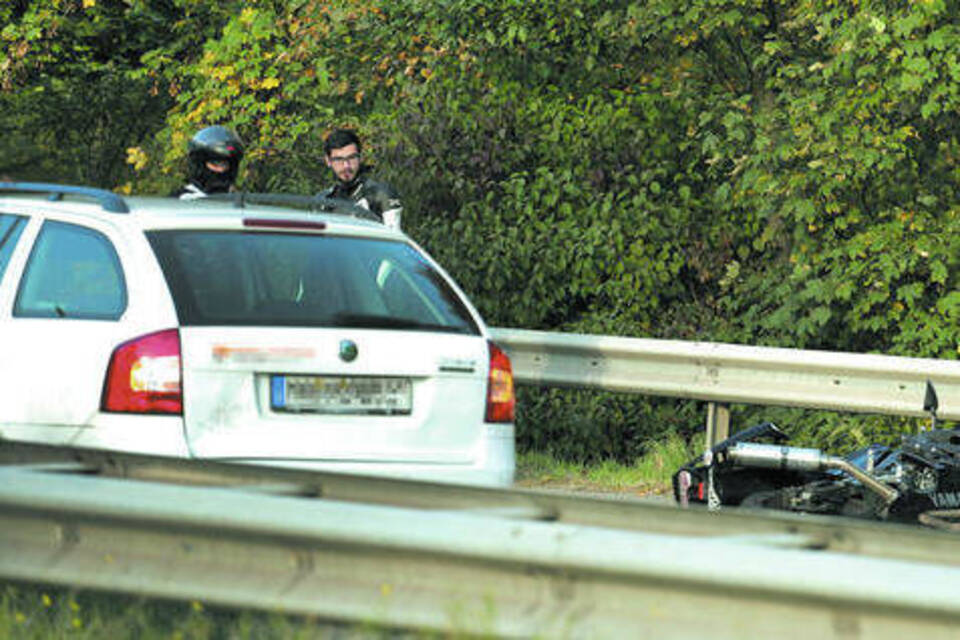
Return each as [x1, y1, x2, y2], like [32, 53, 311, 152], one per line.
[705, 402, 730, 449]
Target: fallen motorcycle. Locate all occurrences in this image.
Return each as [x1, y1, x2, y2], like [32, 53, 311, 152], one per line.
[673, 382, 960, 530]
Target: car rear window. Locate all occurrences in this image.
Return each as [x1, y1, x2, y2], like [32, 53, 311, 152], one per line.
[147, 230, 480, 334]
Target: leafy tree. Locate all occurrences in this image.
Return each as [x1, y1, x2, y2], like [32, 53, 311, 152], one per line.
[0, 0, 239, 187]
[720, 0, 960, 358]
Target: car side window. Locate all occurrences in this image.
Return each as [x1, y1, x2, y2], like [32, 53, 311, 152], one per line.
[0, 213, 27, 283]
[14, 220, 127, 320]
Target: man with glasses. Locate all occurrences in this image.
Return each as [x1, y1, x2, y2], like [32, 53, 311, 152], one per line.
[321, 128, 403, 230]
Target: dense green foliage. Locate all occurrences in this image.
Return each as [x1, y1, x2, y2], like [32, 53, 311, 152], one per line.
[2, 0, 956, 460]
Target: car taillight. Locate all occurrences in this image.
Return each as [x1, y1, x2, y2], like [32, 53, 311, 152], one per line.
[485, 341, 515, 423]
[101, 329, 183, 415]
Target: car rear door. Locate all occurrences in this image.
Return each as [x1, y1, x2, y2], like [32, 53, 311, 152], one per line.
[178, 327, 490, 463]
[148, 226, 492, 464]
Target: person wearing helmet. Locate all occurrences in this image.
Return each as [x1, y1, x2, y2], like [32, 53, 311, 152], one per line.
[320, 128, 403, 229]
[172, 125, 244, 199]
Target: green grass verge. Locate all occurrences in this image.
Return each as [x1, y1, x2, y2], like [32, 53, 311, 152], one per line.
[515, 431, 695, 496]
[0, 581, 448, 639]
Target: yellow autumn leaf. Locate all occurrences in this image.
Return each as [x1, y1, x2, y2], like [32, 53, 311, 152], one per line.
[260, 77, 280, 89]
[83, 0, 96, 8]
[212, 66, 235, 81]
[125, 148, 147, 171]
[186, 104, 205, 122]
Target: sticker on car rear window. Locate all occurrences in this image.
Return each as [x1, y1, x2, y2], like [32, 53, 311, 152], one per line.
[213, 346, 314, 363]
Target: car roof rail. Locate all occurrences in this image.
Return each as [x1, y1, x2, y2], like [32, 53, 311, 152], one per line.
[0, 182, 129, 214]
[205, 192, 381, 223]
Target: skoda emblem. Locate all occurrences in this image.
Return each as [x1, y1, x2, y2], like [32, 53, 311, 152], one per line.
[339, 339, 358, 362]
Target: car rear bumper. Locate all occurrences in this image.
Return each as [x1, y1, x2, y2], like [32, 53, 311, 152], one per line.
[0, 420, 515, 487]
[0, 415, 191, 457]
[220, 423, 516, 487]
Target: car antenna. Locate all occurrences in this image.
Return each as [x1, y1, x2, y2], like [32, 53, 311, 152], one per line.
[923, 379, 939, 432]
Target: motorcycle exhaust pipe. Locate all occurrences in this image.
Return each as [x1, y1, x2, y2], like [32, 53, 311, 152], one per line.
[726, 442, 899, 505]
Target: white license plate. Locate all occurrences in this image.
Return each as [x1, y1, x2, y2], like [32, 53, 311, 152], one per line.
[271, 375, 412, 415]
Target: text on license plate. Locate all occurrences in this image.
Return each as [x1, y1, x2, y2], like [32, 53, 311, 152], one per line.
[271, 375, 412, 415]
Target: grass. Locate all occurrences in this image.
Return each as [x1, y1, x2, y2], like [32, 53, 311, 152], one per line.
[514, 431, 695, 497]
[0, 581, 454, 639]
[0, 582, 326, 639]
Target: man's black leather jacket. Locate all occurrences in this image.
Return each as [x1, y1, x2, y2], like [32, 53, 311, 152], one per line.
[321, 168, 403, 229]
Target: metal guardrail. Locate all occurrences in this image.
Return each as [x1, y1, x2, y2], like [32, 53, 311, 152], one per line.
[490, 327, 960, 419]
[490, 328, 960, 446]
[4, 441, 960, 566]
[3, 445, 960, 638]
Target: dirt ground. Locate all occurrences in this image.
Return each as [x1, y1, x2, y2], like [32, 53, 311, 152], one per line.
[512, 477, 672, 501]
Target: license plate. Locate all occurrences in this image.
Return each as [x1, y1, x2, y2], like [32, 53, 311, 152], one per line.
[271, 375, 412, 415]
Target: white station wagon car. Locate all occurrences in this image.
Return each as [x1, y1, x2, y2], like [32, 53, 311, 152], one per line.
[0, 183, 515, 486]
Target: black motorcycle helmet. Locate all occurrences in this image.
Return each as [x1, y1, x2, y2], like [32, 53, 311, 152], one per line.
[187, 125, 244, 194]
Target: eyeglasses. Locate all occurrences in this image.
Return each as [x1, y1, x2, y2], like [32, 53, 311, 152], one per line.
[328, 153, 361, 165]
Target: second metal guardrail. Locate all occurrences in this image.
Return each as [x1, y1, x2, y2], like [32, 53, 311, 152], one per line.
[491, 327, 960, 445]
